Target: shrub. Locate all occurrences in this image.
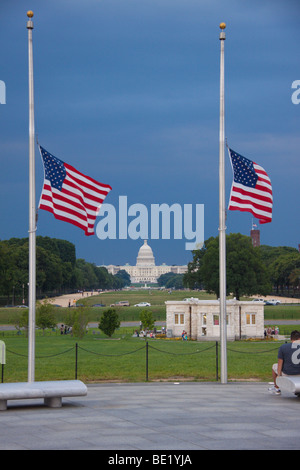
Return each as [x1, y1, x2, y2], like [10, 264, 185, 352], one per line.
[98, 308, 120, 337]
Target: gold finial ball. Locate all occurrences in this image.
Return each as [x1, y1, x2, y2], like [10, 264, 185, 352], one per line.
[219, 22, 226, 30]
[27, 11, 34, 18]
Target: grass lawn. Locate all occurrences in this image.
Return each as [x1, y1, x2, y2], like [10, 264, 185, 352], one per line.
[264, 305, 300, 320]
[0, 326, 286, 384]
[1, 290, 298, 325]
[80, 289, 217, 307]
[0, 290, 299, 384]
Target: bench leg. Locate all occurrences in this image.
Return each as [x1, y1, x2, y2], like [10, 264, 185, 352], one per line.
[44, 397, 62, 408]
[0, 399, 7, 411]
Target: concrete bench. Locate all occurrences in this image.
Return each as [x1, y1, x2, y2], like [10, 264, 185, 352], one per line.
[0, 380, 87, 410]
[277, 375, 300, 396]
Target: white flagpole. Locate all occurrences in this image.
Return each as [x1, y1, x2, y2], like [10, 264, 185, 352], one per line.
[218, 22, 227, 384]
[27, 11, 36, 383]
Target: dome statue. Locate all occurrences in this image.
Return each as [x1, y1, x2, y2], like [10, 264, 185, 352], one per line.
[136, 240, 155, 266]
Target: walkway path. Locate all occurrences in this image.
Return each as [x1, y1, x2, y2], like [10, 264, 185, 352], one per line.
[0, 382, 299, 450]
[49, 291, 98, 307]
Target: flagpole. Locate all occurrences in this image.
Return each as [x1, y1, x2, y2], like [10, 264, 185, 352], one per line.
[27, 11, 36, 383]
[218, 22, 227, 384]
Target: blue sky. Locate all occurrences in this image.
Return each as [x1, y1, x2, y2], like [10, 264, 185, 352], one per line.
[0, 0, 299, 267]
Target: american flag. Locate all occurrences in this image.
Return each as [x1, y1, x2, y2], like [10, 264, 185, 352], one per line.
[38, 146, 112, 235]
[228, 148, 273, 224]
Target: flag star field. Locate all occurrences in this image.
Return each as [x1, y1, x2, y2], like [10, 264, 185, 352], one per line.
[230, 153, 258, 188]
[42, 151, 66, 191]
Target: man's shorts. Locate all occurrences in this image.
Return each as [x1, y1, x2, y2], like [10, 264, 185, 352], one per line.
[272, 363, 287, 376]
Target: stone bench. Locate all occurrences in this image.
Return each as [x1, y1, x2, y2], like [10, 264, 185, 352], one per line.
[0, 380, 87, 410]
[277, 375, 300, 396]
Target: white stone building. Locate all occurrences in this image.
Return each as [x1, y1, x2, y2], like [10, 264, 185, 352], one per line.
[165, 299, 264, 341]
[103, 240, 187, 284]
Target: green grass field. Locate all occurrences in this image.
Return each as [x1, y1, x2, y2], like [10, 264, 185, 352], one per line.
[0, 290, 299, 384]
[0, 328, 285, 384]
[1, 289, 299, 324]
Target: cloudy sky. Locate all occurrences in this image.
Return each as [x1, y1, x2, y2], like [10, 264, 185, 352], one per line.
[0, 0, 299, 267]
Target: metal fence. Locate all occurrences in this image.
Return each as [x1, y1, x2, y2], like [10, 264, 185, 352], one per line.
[1, 340, 281, 384]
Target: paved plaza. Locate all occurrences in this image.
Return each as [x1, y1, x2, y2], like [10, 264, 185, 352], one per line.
[0, 381, 299, 451]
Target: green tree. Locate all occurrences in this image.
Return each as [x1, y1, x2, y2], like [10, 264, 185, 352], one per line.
[75, 259, 99, 290]
[14, 309, 29, 337]
[36, 236, 76, 266]
[270, 253, 300, 294]
[0, 236, 159, 299]
[289, 267, 300, 294]
[114, 269, 131, 287]
[198, 237, 220, 296]
[139, 309, 155, 333]
[157, 272, 174, 287]
[94, 266, 113, 290]
[36, 246, 63, 293]
[185, 233, 271, 300]
[0, 242, 27, 301]
[157, 272, 184, 289]
[183, 240, 211, 289]
[72, 308, 89, 339]
[98, 308, 120, 337]
[36, 299, 57, 335]
[226, 233, 271, 300]
[259, 245, 299, 267]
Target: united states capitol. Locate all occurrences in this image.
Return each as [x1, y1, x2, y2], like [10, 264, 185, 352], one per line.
[101, 240, 187, 284]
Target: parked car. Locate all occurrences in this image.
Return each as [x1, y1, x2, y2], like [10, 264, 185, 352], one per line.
[265, 299, 281, 305]
[110, 301, 130, 307]
[134, 302, 151, 307]
[251, 298, 265, 304]
[92, 303, 106, 307]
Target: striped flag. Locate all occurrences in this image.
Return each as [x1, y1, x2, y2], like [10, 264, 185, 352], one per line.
[228, 148, 272, 224]
[38, 146, 112, 235]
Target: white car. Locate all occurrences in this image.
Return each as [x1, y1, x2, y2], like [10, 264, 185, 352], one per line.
[266, 299, 281, 305]
[251, 298, 265, 303]
[134, 302, 151, 307]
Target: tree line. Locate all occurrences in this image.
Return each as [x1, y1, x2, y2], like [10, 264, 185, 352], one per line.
[0, 236, 127, 303]
[1, 234, 299, 304]
[182, 233, 300, 299]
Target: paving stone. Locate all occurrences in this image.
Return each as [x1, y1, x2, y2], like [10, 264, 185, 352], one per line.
[0, 382, 299, 450]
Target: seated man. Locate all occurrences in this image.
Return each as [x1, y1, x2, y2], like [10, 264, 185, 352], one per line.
[269, 330, 300, 395]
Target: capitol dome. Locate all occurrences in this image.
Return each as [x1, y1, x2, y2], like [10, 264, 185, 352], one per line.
[101, 240, 187, 284]
[136, 240, 155, 266]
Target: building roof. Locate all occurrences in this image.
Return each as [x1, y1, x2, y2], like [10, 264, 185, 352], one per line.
[136, 240, 155, 266]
